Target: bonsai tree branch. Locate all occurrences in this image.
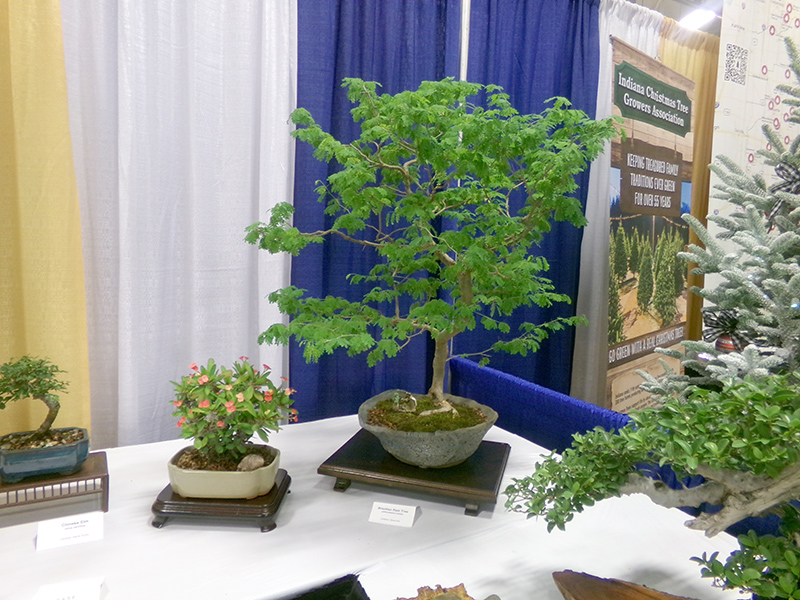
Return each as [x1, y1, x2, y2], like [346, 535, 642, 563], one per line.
[617, 473, 727, 509]
[686, 462, 800, 537]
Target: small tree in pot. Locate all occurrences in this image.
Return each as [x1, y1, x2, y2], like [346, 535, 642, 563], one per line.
[245, 78, 619, 453]
[0, 356, 88, 482]
[0, 356, 68, 444]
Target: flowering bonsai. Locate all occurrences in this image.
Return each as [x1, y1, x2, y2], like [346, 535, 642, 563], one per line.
[0, 355, 69, 444]
[245, 78, 619, 423]
[171, 357, 297, 471]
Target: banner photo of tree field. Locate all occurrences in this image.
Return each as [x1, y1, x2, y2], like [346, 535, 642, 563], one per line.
[606, 38, 695, 412]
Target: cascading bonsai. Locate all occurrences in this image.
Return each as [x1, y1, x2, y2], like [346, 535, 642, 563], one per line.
[0, 355, 69, 444]
[246, 78, 619, 423]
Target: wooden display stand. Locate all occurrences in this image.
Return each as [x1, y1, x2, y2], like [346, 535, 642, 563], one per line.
[0, 451, 109, 529]
[151, 469, 291, 532]
[318, 429, 510, 516]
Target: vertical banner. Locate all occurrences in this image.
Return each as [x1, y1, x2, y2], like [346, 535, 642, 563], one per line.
[606, 38, 695, 412]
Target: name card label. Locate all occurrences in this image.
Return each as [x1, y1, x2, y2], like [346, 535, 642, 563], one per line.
[37, 511, 104, 551]
[369, 502, 418, 527]
[33, 576, 104, 600]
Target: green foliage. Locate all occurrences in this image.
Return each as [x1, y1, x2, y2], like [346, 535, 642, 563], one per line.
[172, 358, 297, 459]
[653, 245, 678, 327]
[608, 261, 625, 345]
[246, 78, 620, 397]
[612, 226, 628, 282]
[506, 371, 800, 598]
[628, 228, 641, 275]
[506, 374, 800, 525]
[0, 356, 67, 435]
[636, 241, 653, 312]
[0, 356, 67, 409]
[693, 506, 800, 599]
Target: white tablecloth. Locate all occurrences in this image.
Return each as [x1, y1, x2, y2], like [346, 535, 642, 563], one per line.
[1, 416, 740, 600]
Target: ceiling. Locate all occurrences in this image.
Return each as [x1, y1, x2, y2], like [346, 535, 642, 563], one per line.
[632, 0, 724, 35]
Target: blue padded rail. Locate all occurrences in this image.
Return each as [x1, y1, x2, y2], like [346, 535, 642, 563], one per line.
[449, 357, 630, 453]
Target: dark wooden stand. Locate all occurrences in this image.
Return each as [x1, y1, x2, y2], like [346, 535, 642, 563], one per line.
[318, 430, 510, 516]
[151, 468, 290, 532]
[0, 451, 109, 528]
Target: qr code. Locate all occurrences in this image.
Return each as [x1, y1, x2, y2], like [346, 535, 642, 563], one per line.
[724, 43, 748, 85]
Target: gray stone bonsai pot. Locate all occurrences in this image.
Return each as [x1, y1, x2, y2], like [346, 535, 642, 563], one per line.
[357, 390, 498, 468]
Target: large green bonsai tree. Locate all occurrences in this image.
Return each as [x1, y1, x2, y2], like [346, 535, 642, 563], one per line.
[246, 78, 619, 415]
[505, 39, 800, 600]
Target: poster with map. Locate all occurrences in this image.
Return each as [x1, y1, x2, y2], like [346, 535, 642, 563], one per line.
[709, 0, 800, 250]
[606, 38, 694, 412]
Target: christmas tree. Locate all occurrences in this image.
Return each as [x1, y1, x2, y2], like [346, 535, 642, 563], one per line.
[505, 38, 800, 599]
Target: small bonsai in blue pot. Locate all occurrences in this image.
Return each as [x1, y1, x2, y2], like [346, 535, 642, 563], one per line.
[0, 356, 89, 484]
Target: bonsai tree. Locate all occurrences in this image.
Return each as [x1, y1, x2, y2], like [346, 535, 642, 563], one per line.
[171, 358, 297, 470]
[245, 78, 619, 416]
[505, 38, 800, 600]
[0, 355, 68, 441]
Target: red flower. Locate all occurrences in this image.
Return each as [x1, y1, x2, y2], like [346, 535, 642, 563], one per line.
[197, 374, 209, 385]
[177, 416, 186, 428]
[198, 399, 210, 409]
[239, 356, 249, 361]
[190, 363, 199, 372]
[217, 420, 225, 428]
[225, 401, 236, 413]
[173, 400, 183, 407]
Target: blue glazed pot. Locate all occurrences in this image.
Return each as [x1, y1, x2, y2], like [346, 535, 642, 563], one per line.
[0, 428, 90, 484]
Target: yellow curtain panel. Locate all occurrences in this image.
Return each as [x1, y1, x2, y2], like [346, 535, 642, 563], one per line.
[658, 19, 720, 341]
[0, 0, 90, 436]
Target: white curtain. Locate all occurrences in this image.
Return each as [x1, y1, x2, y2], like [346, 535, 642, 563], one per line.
[60, 1, 297, 448]
[570, 0, 664, 405]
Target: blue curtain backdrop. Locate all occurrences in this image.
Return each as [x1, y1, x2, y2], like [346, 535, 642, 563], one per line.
[458, 0, 602, 394]
[290, 0, 462, 420]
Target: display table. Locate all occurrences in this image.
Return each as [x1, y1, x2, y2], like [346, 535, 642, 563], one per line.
[1, 416, 740, 600]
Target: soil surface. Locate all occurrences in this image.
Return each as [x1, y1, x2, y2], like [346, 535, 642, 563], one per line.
[366, 395, 487, 432]
[0, 427, 85, 451]
[175, 445, 275, 472]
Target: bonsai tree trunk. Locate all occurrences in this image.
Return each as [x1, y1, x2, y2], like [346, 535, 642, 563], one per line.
[422, 266, 473, 417]
[31, 394, 59, 439]
[425, 334, 456, 412]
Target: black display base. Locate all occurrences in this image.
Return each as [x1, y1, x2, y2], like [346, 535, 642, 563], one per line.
[285, 574, 370, 600]
[150, 468, 290, 531]
[318, 430, 510, 516]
